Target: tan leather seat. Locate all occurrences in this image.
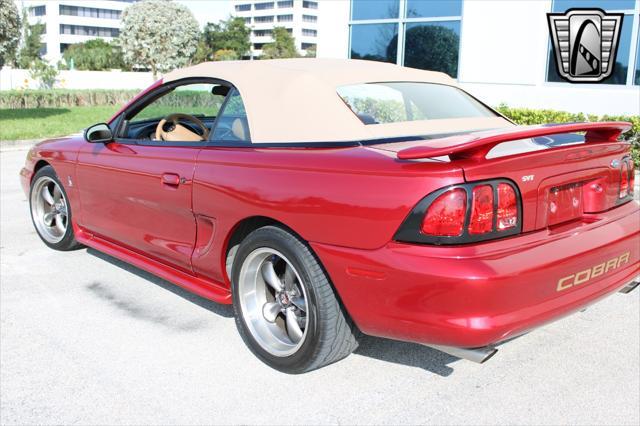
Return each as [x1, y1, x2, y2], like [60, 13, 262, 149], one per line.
[231, 118, 249, 141]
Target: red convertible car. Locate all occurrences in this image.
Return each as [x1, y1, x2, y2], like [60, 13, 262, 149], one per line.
[21, 59, 639, 373]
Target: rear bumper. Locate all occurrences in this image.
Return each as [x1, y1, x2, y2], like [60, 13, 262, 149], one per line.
[312, 201, 640, 348]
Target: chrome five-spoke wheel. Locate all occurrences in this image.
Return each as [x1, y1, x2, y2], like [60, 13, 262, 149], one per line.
[30, 176, 68, 244]
[237, 248, 309, 357]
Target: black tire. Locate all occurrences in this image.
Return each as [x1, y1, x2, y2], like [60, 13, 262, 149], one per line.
[29, 165, 83, 251]
[231, 226, 359, 373]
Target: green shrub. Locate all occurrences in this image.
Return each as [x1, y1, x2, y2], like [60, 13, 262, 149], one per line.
[0, 89, 217, 109]
[497, 104, 639, 166]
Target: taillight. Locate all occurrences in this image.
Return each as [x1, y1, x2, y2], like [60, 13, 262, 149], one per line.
[421, 188, 466, 236]
[497, 183, 518, 230]
[396, 179, 522, 245]
[619, 161, 629, 198]
[469, 185, 493, 234]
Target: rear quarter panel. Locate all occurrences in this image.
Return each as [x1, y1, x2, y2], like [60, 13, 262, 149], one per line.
[191, 146, 464, 285]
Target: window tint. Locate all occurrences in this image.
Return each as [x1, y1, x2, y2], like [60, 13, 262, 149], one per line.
[350, 23, 398, 64]
[406, 0, 462, 18]
[552, 0, 635, 12]
[337, 83, 495, 125]
[212, 89, 251, 142]
[404, 21, 460, 77]
[351, 0, 399, 20]
[131, 83, 226, 123]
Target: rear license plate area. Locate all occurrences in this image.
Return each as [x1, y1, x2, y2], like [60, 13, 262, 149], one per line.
[547, 182, 583, 226]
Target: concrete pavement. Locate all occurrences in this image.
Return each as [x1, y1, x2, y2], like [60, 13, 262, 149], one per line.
[1, 147, 639, 425]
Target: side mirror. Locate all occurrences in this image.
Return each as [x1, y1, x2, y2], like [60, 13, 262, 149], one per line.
[84, 123, 113, 143]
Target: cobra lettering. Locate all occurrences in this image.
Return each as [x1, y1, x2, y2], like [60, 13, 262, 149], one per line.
[556, 252, 630, 292]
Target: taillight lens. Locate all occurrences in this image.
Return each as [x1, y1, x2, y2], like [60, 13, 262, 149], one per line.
[469, 185, 494, 234]
[421, 188, 467, 236]
[396, 180, 521, 245]
[619, 161, 629, 198]
[497, 183, 518, 230]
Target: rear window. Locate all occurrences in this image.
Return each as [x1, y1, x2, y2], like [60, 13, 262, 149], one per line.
[337, 82, 496, 125]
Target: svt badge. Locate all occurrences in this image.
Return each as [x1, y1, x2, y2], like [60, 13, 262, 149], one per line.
[547, 8, 623, 83]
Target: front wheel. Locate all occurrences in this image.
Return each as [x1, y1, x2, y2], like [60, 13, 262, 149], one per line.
[29, 165, 82, 251]
[232, 226, 359, 373]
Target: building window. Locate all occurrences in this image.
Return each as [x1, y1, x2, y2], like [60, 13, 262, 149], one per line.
[29, 5, 46, 16]
[59, 5, 122, 20]
[60, 24, 120, 37]
[303, 1, 318, 9]
[254, 15, 274, 23]
[404, 21, 460, 78]
[406, 0, 462, 18]
[254, 29, 273, 37]
[547, 0, 639, 85]
[635, 30, 640, 85]
[242, 17, 251, 24]
[351, 0, 398, 20]
[350, 23, 398, 64]
[301, 42, 316, 50]
[235, 4, 251, 11]
[255, 2, 274, 10]
[277, 0, 293, 7]
[302, 14, 317, 23]
[349, 0, 462, 77]
[302, 29, 317, 37]
[254, 43, 266, 50]
[278, 14, 293, 22]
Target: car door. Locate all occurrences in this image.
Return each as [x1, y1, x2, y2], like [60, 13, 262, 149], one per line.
[75, 81, 227, 273]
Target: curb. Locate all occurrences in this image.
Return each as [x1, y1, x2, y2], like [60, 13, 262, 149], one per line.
[0, 139, 42, 152]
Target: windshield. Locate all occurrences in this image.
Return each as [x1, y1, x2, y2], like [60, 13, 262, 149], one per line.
[337, 82, 496, 125]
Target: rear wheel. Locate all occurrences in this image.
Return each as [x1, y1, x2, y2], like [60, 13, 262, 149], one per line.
[29, 166, 82, 251]
[232, 226, 359, 373]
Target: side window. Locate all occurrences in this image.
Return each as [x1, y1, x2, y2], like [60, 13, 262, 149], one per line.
[131, 83, 226, 123]
[120, 82, 229, 141]
[211, 89, 251, 143]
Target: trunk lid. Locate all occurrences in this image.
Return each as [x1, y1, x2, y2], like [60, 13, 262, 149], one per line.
[373, 122, 634, 232]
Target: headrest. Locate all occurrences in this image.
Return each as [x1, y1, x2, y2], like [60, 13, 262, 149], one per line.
[232, 118, 249, 141]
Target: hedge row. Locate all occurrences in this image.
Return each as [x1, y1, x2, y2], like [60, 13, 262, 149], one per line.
[0, 89, 217, 109]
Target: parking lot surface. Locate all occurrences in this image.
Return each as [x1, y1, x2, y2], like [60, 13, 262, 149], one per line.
[1, 146, 639, 425]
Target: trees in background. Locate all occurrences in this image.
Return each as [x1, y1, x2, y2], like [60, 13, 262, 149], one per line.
[261, 27, 299, 59]
[119, 0, 199, 77]
[17, 16, 45, 69]
[198, 17, 251, 62]
[62, 39, 126, 71]
[0, 0, 21, 67]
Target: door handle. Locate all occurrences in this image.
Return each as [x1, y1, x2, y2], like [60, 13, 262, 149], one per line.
[161, 173, 181, 186]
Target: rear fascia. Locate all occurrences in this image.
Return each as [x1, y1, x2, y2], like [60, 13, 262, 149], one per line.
[313, 201, 640, 348]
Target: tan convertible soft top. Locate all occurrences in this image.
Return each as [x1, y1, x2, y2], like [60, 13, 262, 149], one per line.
[164, 58, 509, 143]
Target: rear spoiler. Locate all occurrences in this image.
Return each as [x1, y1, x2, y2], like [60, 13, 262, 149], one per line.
[396, 122, 632, 161]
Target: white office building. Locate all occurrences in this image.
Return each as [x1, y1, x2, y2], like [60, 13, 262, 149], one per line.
[232, 0, 320, 57]
[17, 0, 136, 63]
[317, 0, 640, 116]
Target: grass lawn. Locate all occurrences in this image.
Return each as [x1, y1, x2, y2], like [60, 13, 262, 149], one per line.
[0, 106, 120, 141]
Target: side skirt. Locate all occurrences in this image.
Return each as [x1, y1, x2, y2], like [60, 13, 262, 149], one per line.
[75, 227, 232, 305]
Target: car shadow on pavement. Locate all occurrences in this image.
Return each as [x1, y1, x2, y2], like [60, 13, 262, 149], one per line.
[87, 248, 459, 375]
[87, 248, 234, 318]
[354, 335, 459, 376]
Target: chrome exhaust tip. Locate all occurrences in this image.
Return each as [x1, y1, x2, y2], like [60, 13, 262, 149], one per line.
[428, 344, 498, 364]
[619, 278, 640, 294]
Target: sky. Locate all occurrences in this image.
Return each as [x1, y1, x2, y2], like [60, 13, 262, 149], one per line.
[175, 0, 234, 27]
